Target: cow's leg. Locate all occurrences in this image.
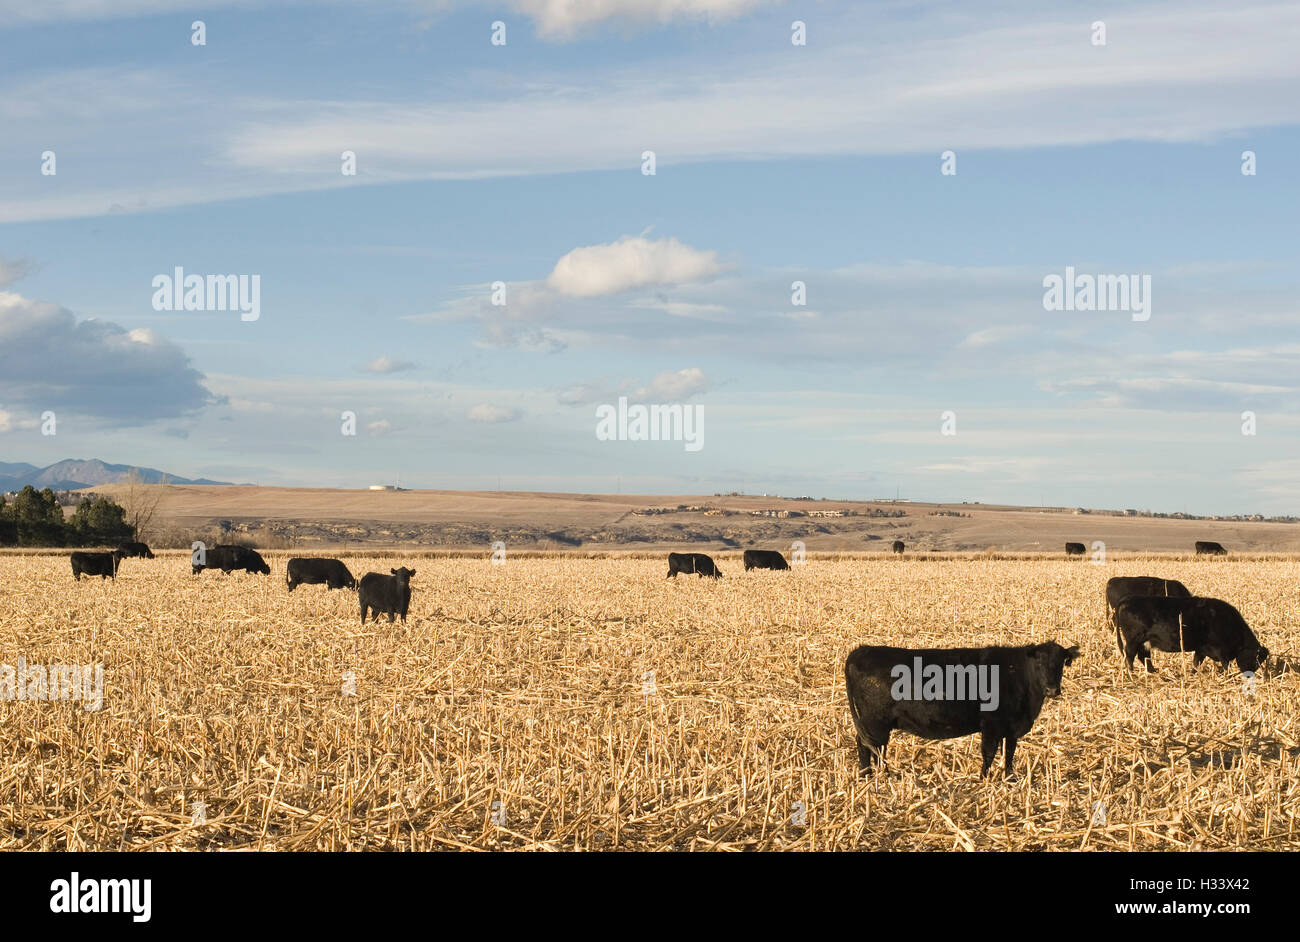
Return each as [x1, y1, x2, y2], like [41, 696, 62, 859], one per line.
[1003, 737, 1018, 778]
[1123, 639, 1143, 671]
[1192, 652, 1205, 668]
[1141, 649, 1157, 673]
[360, 602, 367, 624]
[387, 611, 395, 622]
[855, 727, 890, 774]
[979, 730, 1001, 777]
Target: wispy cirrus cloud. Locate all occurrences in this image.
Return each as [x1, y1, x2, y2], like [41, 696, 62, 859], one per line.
[4, 2, 1299, 222]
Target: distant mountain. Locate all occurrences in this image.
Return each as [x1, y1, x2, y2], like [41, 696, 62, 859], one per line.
[0, 458, 232, 491]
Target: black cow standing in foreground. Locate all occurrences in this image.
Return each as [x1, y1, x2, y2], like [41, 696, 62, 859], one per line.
[192, 544, 271, 575]
[892, 540, 905, 554]
[667, 552, 722, 579]
[71, 550, 124, 581]
[1065, 542, 1086, 556]
[1105, 576, 1191, 617]
[359, 567, 415, 623]
[844, 641, 1080, 777]
[286, 557, 356, 591]
[1195, 540, 1228, 556]
[1113, 596, 1268, 674]
[116, 541, 155, 559]
[743, 549, 789, 571]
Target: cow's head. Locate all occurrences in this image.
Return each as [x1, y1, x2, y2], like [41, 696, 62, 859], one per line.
[391, 567, 416, 584]
[1238, 643, 1270, 674]
[1030, 642, 1081, 698]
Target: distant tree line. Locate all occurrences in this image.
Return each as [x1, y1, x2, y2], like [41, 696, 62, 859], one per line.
[0, 486, 134, 547]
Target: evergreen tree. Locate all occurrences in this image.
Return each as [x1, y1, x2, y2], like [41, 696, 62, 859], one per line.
[71, 495, 134, 545]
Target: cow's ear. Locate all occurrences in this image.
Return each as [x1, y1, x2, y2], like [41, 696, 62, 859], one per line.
[1064, 645, 1080, 664]
[391, 568, 398, 575]
[409, 569, 416, 577]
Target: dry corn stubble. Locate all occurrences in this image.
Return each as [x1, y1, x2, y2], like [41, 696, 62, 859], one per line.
[0, 552, 1295, 851]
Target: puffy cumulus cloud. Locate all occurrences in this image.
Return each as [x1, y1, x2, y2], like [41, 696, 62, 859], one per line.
[0, 291, 216, 422]
[545, 236, 724, 298]
[410, 235, 724, 351]
[635, 367, 710, 400]
[364, 355, 418, 374]
[507, 0, 775, 38]
[467, 403, 522, 423]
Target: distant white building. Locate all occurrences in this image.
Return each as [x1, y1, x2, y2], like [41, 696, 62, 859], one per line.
[369, 484, 401, 491]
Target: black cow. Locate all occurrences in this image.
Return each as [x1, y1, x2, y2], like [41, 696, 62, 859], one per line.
[286, 557, 356, 591]
[71, 550, 124, 581]
[892, 540, 905, 555]
[1195, 541, 1228, 556]
[1105, 576, 1190, 616]
[1065, 542, 1086, 556]
[116, 541, 155, 559]
[359, 567, 415, 623]
[666, 552, 722, 579]
[193, 544, 271, 575]
[743, 549, 789, 571]
[844, 641, 1080, 777]
[1113, 596, 1268, 674]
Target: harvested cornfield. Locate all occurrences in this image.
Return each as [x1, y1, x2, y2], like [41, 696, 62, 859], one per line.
[0, 552, 1296, 850]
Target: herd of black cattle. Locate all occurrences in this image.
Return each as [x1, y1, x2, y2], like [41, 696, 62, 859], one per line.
[63, 541, 1272, 779]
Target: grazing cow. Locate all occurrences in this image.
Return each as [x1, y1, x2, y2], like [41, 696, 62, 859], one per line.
[71, 550, 124, 581]
[892, 540, 905, 555]
[743, 549, 789, 571]
[116, 541, 155, 559]
[1113, 596, 1268, 674]
[286, 557, 356, 591]
[666, 552, 722, 579]
[192, 544, 271, 576]
[359, 567, 415, 623]
[844, 641, 1080, 777]
[1195, 540, 1228, 556]
[1065, 542, 1086, 556]
[1105, 576, 1190, 617]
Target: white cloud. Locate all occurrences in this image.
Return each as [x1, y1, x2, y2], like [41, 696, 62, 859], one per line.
[507, 0, 775, 39]
[546, 235, 723, 298]
[635, 367, 710, 400]
[467, 403, 521, 423]
[365, 356, 418, 374]
[0, 257, 29, 288]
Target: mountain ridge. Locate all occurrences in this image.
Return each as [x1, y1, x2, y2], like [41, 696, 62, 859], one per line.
[0, 458, 233, 491]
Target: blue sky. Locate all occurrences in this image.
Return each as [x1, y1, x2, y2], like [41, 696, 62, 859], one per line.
[1, 0, 1298, 513]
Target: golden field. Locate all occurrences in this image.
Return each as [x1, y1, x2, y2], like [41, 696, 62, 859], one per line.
[0, 551, 1296, 851]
